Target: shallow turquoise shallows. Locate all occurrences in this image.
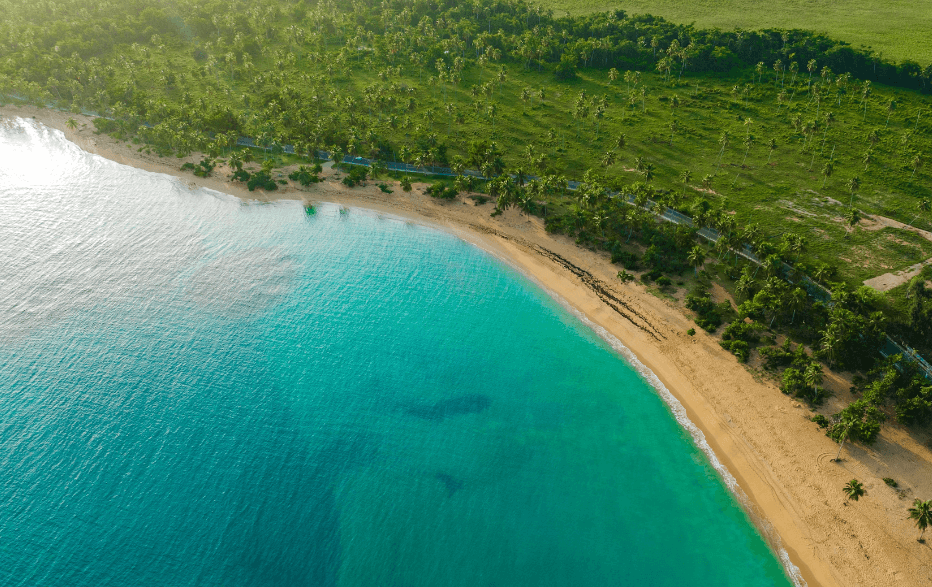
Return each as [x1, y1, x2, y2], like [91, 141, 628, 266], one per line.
[0, 118, 795, 586]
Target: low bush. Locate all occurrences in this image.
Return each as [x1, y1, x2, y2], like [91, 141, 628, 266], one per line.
[246, 171, 277, 191]
[426, 181, 458, 200]
[288, 165, 321, 186]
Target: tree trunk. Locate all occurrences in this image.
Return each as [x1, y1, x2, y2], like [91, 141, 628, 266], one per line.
[833, 434, 847, 461]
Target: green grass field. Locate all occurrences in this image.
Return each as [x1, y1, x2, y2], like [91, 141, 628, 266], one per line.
[539, 0, 932, 64]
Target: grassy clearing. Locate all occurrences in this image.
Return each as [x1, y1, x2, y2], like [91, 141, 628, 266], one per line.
[539, 0, 932, 64]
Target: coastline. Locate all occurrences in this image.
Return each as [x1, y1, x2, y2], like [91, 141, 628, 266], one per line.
[6, 105, 932, 586]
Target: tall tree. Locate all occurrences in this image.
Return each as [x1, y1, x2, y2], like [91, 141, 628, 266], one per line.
[908, 499, 932, 542]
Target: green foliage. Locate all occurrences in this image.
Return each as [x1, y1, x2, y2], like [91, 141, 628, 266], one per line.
[378, 183, 393, 194]
[181, 157, 215, 178]
[687, 327, 696, 336]
[426, 182, 458, 200]
[537, 0, 932, 64]
[811, 414, 830, 428]
[610, 248, 639, 270]
[883, 477, 898, 488]
[817, 306, 886, 372]
[719, 320, 762, 362]
[341, 166, 368, 188]
[246, 171, 277, 192]
[828, 398, 886, 445]
[685, 282, 735, 332]
[288, 165, 321, 186]
[616, 270, 634, 283]
[400, 177, 412, 192]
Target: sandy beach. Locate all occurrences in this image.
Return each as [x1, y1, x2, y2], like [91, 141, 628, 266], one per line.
[5, 105, 932, 586]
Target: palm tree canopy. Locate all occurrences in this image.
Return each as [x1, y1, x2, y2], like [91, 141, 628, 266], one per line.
[909, 499, 932, 539]
[843, 479, 865, 502]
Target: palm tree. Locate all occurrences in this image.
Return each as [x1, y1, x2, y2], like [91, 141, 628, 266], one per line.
[847, 176, 860, 207]
[845, 208, 862, 238]
[687, 245, 704, 274]
[66, 117, 78, 131]
[634, 156, 645, 172]
[601, 151, 616, 168]
[615, 133, 627, 151]
[804, 362, 823, 388]
[701, 174, 714, 191]
[843, 479, 865, 503]
[716, 131, 730, 170]
[862, 148, 874, 172]
[912, 152, 924, 178]
[831, 417, 855, 461]
[885, 99, 897, 127]
[642, 163, 655, 183]
[822, 161, 834, 188]
[908, 198, 931, 228]
[680, 169, 692, 197]
[908, 499, 932, 542]
[767, 138, 777, 163]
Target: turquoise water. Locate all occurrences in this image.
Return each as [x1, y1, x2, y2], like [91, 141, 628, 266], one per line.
[0, 118, 796, 586]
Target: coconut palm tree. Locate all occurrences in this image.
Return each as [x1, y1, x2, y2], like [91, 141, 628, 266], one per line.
[642, 163, 655, 184]
[831, 417, 855, 461]
[863, 148, 874, 172]
[601, 151, 616, 168]
[843, 479, 865, 503]
[912, 152, 924, 178]
[767, 138, 777, 163]
[66, 117, 78, 131]
[716, 131, 730, 170]
[804, 362, 823, 388]
[845, 208, 862, 238]
[680, 169, 692, 197]
[687, 245, 704, 274]
[822, 161, 834, 188]
[616, 133, 627, 151]
[702, 174, 714, 191]
[847, 176, 860, 207]
[885, 99, 897, 127]
[909, 198, 931, 228]
[909, 499, 932, 542]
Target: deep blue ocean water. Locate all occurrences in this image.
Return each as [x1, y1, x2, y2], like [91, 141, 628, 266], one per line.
[0, 118, 797, 586]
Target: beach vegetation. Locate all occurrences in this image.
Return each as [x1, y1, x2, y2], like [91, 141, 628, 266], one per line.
[908, 499, 932, 542]
[843, 479, 866, 503]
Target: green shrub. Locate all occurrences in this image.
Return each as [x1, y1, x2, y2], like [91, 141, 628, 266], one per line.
[400, 176, 412, 192]
[687, 328, 696, 336]
[246, 171, 277, 191]
[341, 166, 368, 187]
[811, 414, 830, 428]
[288, 165, 321, 186]
[610, 250, 639, 269]
[426, 181, 458, 200]
[617, 270, 634, 283]
[883, 477, 898, 488]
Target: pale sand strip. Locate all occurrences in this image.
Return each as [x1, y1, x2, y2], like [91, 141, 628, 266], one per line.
[5, 105, 932, 587]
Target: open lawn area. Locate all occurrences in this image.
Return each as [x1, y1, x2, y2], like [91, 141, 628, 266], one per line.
[538, 0, 932, 64]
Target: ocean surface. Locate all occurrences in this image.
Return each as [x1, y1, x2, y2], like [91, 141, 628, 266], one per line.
[0, 117, 796, 586]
